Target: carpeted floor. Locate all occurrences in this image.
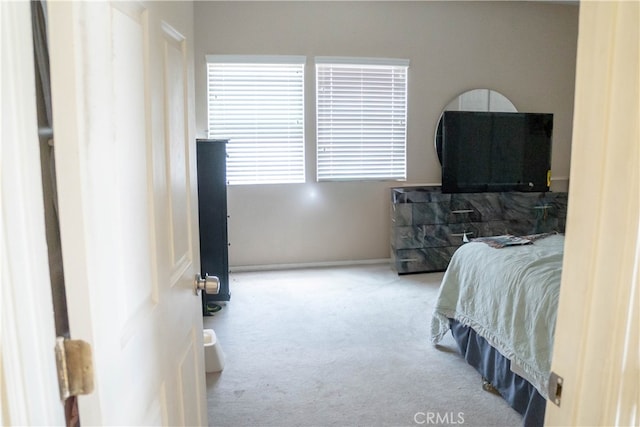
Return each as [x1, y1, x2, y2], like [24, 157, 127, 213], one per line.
[204, 263, 523, 427]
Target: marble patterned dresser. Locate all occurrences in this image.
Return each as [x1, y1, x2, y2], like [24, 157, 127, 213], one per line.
[390, 186, 568, 274]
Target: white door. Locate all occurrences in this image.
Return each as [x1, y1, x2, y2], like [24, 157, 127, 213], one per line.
[545, 1, 639, 425]
[48, 1, 206, 424]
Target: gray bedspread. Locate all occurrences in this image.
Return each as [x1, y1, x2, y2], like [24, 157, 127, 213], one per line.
[430, 234, 565, 399]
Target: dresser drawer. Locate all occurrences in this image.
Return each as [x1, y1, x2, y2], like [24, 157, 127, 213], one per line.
[502, 192, 568, 234]
[412, 201, 451, 225]
[449, 193, 503, 223]
[392, 247, 459, 274]
[502, 192, 548, 220]
[422, 224, 477, 247]
[391, 202, 412, 226]
[392, 225, 478, 250]
[507, 218, 565, 236]
[391, 186, 450, 203]
[539, 194, 568, 220]
[461, 193, 504, 221]
[391, 226, 424, 249]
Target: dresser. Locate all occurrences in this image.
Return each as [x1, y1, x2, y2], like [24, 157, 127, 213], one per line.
[196, 139, 230, 312]
[390, 186, 568, 274]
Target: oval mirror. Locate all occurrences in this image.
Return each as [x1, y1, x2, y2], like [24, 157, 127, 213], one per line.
[434, 89, 517, 164]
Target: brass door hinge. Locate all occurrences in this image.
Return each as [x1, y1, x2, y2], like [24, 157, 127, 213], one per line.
[55, 337, 94, 400]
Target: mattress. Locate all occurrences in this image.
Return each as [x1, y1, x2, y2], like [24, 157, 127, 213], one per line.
[430, 234, 565, 400]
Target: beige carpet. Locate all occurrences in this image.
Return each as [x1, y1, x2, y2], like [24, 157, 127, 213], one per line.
[204, 264, 524, 427]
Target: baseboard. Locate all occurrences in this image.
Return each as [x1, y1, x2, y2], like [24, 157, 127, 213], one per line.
[229, 258, 391, 273]
[550, 176, 570, 193]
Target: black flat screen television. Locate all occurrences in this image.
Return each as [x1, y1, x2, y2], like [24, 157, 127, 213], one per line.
[441, 111, 553, 193]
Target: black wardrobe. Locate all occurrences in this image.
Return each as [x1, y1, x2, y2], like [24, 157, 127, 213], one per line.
[196, 139, 230, 314]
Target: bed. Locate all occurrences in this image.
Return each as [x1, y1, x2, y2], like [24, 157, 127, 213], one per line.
[430, 233, 564, 427]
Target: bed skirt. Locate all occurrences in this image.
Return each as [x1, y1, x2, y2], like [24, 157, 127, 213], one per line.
[449, 319, 546, 427]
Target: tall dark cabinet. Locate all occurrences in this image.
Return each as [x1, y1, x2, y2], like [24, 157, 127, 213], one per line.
[196, 139, 230, 314]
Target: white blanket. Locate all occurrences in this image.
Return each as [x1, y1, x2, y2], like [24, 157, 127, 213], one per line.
[430, 234, 565, 399]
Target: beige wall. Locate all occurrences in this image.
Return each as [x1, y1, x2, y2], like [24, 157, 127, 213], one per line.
[193, 1, 579, 268]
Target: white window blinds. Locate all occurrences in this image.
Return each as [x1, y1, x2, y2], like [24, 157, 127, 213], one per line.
[207, 55, 306, 185]
[316, 57, 409, 181]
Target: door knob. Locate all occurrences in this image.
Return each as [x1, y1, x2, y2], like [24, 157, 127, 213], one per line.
[194, 274, 220, 296]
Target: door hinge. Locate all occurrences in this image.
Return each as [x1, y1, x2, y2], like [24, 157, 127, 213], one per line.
[548, 371, 564, 407]
[55, 337, 94, 400]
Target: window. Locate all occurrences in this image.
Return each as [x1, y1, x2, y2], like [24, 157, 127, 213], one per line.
[316, 57, 409, 181]
[207, 55, 305, 185]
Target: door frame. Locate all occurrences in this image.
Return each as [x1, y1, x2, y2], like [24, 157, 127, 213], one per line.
[1, 1, 64, 424]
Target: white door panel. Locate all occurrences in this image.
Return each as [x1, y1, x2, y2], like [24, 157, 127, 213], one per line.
[162, 22, 195, 282]
[49, 1, 205, 424]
